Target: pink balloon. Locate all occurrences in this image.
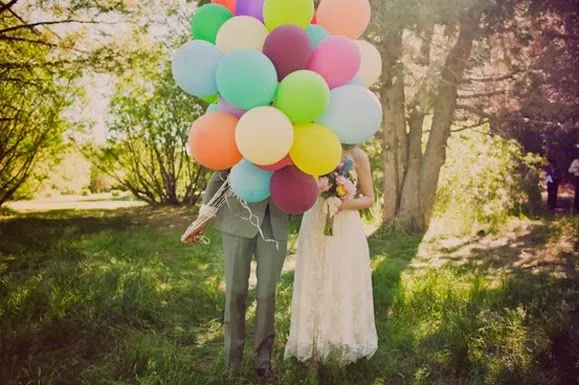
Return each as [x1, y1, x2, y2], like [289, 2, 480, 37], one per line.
[256, 154, 292, 171]
[218, 97, 246, 118]
[271, 166, 319, 214]
[263, 25, 313, 81]
[308, 36, 361, 88]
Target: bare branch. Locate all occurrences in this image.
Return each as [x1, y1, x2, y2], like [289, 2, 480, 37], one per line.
[0, 0, 19, 15]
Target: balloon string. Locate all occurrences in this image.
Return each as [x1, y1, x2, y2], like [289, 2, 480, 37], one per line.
[201, 174, 280, 250]
[239, 199, 280, 251]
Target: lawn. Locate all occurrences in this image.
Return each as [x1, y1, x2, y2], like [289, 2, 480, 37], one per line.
[0, 206, 577, 385]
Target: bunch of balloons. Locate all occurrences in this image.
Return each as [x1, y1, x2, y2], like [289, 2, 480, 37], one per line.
[173, 0, 382, 215]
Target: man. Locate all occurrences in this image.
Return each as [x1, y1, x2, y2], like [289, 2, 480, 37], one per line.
[186, 170, 289, 383]
[569, 152, 579, 215]
[546, 160, 560, 212]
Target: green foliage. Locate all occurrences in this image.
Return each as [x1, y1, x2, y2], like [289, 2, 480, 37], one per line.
[432, 128, 544, 234]
[0, 13, 74, 205]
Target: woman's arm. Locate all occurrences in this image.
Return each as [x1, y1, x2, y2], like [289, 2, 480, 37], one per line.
[340, 149, 374, 211]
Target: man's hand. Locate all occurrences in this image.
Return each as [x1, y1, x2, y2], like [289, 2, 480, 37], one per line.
[183, 223, 206, 244]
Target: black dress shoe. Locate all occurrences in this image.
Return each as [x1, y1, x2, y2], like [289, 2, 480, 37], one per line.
[256, 367, 277, 384]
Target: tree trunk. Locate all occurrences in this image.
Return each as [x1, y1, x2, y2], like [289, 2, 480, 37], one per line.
[380, 11, 482, 231]
[419, 11, 481, 225]
[380, 30, 407, 223]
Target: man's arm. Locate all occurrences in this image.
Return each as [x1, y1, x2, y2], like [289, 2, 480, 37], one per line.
[202, 170, 230, 205]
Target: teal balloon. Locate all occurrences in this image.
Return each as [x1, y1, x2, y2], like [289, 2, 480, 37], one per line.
[172, 41, 223, 97]
[306, 24, 329, 48]
[216, 50, 279, 110]
[191, 4, 233, 44]
[318, 85, 383, 144]
[230, 160, 273, 203]
[206, 103, 220, 113]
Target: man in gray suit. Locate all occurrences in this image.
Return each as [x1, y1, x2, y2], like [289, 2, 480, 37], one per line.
[186, 170, 289, 382]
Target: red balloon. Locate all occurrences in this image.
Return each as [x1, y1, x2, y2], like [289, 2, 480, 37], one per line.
[311, 13, 317, 24]
[211, 0, 236, 13]
[263, 25, 314, 81]
[256, 154, 292, 171]
[271, 166, 319, 214]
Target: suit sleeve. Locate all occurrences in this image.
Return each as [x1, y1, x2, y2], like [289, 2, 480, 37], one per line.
[202, 170, 230, 205]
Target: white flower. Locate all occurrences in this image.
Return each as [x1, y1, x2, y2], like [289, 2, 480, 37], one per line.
[323, 197, 342, 218]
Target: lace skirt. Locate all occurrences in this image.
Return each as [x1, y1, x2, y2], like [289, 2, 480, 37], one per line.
[284, 198, 378, 366]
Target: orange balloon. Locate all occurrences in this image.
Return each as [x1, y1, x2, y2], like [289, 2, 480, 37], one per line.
[316, 0, 371, 39]
[189, 112, 242, 170]
[211, 0, 236, 14]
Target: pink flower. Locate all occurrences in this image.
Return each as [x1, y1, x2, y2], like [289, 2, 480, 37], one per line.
[343, 180, 357, 200]
[336, 175, 347, 185]
[318, 176, 332, 192]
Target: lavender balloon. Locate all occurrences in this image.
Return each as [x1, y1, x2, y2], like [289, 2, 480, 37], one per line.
[236, 0, 264, 21]
[218, 97, 246, 118]
[263, 25, 313, 81]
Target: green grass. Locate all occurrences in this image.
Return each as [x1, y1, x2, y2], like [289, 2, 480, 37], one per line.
[0, 208, 577, 385]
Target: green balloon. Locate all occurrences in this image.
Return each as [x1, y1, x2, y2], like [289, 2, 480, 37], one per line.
[191, 4, 233, 44]
[263, 0, 314, 31]
[275, 70, 330, 124]
[200, 94, 218, 104]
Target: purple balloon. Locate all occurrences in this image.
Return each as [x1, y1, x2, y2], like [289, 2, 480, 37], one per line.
[271, 166, 318, 214]
[236, 0, 264, 21]
[263, 25, 313, 81]
[217, 97, 246, 118]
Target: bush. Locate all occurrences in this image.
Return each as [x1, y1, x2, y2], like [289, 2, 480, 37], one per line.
[111, 190, 121, 198]
[432, 129, 543, 234]
[89, 165, 114, 194]
[81, 188, 90, 197]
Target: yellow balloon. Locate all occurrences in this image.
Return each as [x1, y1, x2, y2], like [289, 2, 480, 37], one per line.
[235, 106, 294, 165]
[355, 40, 382, 87]
[216, 16, 269, 53]
[290, 123, 342, 176]
[263, 0, 314, 31]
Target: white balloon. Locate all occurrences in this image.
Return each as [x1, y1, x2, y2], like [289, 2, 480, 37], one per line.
[235, 106, 294, 166]
[216, 16, 269, 53]
[355, 40, 382, 87]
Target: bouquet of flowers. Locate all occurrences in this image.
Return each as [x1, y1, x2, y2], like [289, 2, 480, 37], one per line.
[318, 157, 357, 236]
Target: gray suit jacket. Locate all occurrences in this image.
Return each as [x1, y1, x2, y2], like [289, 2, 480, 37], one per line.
[202, 170, 289, 241]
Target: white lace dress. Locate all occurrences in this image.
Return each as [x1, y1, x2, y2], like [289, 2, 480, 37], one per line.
[284, 180, 378, 366]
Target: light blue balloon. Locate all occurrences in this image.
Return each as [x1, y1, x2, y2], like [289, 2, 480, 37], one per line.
[216, 50, 278, 110]
[318, 85, 383, 145]
[349, 75, 365, 86]
[230, 160, 273, 203]
[306, 24, 329, 48]
[172, 41, 223, 97]
[206, 103, 220, 113]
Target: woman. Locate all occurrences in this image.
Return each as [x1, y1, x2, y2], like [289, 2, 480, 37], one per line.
[285, 145, 378, 366]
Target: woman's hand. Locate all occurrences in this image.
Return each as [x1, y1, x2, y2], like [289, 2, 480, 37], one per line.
[338, 199, 353, 212]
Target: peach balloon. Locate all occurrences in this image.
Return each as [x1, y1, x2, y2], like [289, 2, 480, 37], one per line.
[188, 112, 242, 170]
[316, 0, 371, 39]
[211, 0, 236, 14]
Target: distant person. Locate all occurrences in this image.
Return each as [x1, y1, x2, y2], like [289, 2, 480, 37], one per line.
[569, 154, 579, 214]
[546, 160, 560, 212]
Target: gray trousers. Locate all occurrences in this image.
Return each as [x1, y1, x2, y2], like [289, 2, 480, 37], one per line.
[222, 210, 287, 370]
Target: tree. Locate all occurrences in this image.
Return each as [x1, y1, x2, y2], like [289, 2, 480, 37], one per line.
[0, 0, 144, 205]
[87, 40, 208, 205]
[366, 0, 486, 230]
[366, 0, 575, 231]
[455, 0, 578, 162]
